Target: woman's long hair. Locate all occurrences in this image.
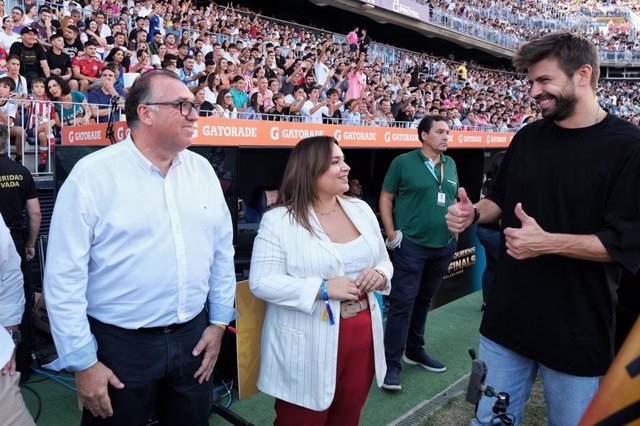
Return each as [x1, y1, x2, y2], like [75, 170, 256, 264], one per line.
[216, 88, 233, 111]
[276, 136, 337, 233]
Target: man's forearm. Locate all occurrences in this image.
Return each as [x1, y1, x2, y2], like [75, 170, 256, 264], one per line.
[476, 199, 502, 225]
[545, 234, 612, 262]
[379, 194, 395, 237]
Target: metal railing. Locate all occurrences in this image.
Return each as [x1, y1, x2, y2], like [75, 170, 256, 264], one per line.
[2, 98, 117, 174]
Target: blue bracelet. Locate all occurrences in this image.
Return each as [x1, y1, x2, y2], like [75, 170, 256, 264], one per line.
[321, 279, 335, 325]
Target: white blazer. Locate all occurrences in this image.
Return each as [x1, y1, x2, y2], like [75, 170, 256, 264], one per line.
[249, 197, 393, 411]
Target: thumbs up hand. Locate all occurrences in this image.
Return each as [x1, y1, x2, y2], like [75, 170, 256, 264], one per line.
[504, 203, 547, 260]
[445, 187, 475, 234]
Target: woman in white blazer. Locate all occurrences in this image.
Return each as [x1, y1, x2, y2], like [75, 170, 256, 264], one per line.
[249, 136, 393, 426]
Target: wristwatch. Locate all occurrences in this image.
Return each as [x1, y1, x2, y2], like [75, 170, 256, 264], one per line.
[9, 330, 21, 344]
[472, 205, 481, 224]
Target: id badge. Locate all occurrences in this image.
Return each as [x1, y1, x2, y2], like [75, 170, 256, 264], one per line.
[437, 192, 446, 206]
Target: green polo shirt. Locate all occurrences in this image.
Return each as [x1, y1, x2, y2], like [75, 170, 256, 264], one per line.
[382, 149, 458, 248]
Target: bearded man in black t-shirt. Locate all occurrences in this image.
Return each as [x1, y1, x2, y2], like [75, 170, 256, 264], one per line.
[446, 32, 640, 426]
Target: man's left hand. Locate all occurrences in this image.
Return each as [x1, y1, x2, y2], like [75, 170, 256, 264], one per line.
[192, 325, 224, 384]
[504, 203, 548, 260]
[25, 246, 35, 261]
[1, 348, 17, 376]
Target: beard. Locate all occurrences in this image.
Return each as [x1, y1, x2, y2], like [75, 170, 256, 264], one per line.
[536, 88, 578, 122]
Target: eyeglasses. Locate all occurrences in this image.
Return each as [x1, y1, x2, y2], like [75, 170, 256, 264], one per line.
[145, 100, 201, 116]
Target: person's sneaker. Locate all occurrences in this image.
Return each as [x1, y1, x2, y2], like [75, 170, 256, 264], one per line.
[38, 163, 46, 173]
[381, 368, 402, 390]
[402, 351, 447, 372]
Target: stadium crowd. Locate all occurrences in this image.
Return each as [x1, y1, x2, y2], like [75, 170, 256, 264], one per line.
[0, 0, 639, 172]
[427, 0, 639, 51]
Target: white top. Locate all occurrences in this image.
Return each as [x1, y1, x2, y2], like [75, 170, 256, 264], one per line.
[0, 31, 20, 51]
[333, 235, 372, 280]
[301, 100, 328, 123]
[43, 136, 237, 371]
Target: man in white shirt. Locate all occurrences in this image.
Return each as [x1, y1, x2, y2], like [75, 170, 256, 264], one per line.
[301, 85, 328, 123]
[95, 11, 112, 39]
[0, 214, 35, 425]
[44, 70, 236, 425]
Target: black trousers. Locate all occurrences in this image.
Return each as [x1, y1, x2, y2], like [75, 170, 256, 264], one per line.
[82, 310, 213, 426]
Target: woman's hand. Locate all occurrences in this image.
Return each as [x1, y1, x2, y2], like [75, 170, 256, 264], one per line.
[356, 267, 385, 294]
[325, 276, 359, 301]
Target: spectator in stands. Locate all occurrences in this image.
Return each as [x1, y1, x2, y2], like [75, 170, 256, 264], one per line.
[1, 55, 28, 98]
[345, 59, 366, 101]
[10, 27, 50, 85]
[374, 99, 391, 126]
[87, 64, 125, 123]
[103, 46, 129, 89]
[214, 88, 238, 119]
[242, 92, 263, 120]
[229, 74, 248, 111]
[342, 98, 363, 126]
[127, 29, 148, 52]
[0, 77, 24, 162]
[0, 214, 36, 426]
[108, 30, 128, 54]
[359, 28, 370, 55]
[129, 16, 146, 41]
[129, 45, 151, 71]
[0, 16, 20, 51]
[301, 84, 329, 124]
[46, 74, 92, 128]
[63, 25, 84, 59]
[447, 31, 640, 426]
[26, 77, 54, 172]
[202, 72, 221, 104]
[148, 31, 163, 55]
[164, 33, 178, 55]
[46, 33, 76, 92]
[30, 7, 57, 49]
[83, 0, 100, 19]
[323, 88, 342, 124]
[347, 26, 359, 53]
[250, 76, 273, 111]
[72, 40, 104, 92]
[179, 55, 203, 88]
[22, 4, 36, 26]
[146, 2, 162, 42]
[249, 136, 391, 425]
[10, 6, 26, 34]
[94, 11, 111, 39]
[265, 92, 290, 121]
[81, 19, 108, 58]
[191, 86, 215, 117]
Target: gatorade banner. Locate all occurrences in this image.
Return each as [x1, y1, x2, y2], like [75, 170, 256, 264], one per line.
[61, 118, 515, 148]
[579, 316, 640, 425]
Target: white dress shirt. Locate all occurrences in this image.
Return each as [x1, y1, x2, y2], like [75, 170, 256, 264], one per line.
[0, 216, 24, 328]
[44, 137, 236, 372]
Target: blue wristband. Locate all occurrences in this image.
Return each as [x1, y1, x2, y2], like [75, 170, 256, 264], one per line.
[321, 279, 335, 325]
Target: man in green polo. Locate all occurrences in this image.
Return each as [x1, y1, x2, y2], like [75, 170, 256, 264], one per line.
[379, 115, 458, 390]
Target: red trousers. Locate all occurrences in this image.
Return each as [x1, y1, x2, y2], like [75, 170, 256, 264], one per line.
[274, 307, 375, 426]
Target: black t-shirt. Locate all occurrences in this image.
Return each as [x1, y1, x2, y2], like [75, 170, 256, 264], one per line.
[46, 50, 72, 75]
[483, 114, 640, 376]
[63, 38, 84, 59]
[9, 42, 47, 80]
[0, 155, 37, 228]
[265, 106, 291, 121]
